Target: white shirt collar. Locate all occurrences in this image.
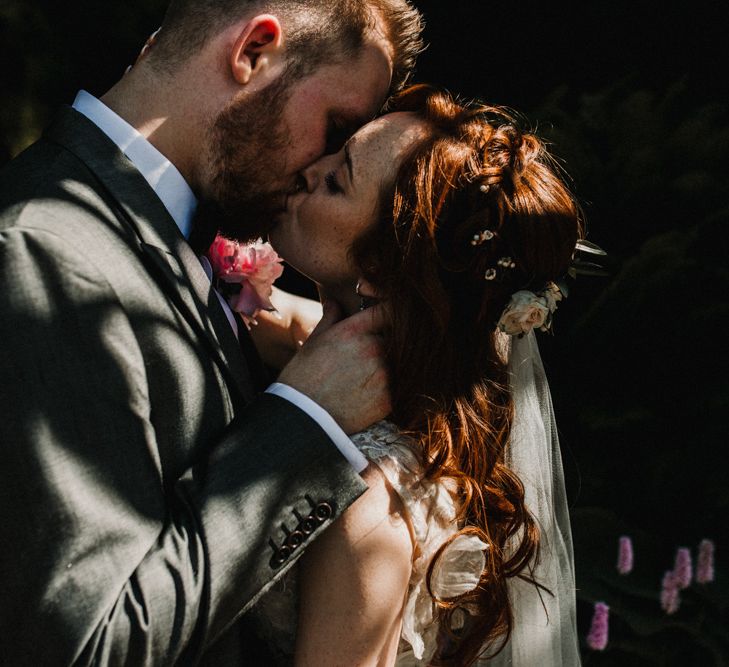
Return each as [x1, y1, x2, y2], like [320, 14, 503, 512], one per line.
[72, 90, 197, 240]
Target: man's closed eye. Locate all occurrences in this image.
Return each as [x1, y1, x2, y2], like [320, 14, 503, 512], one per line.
[325, 118, 355, 155]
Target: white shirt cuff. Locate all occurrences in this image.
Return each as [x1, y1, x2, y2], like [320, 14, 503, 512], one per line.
[266, 382, 369, 473]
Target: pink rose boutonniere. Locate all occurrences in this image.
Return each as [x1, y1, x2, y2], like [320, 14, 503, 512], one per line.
[207, 235, 284, 328]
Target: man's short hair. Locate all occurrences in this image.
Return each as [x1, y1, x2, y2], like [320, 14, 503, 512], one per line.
[152, 0, 423, 94]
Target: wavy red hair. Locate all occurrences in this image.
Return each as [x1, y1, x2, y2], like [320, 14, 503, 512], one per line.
[351, 85, 582, 664]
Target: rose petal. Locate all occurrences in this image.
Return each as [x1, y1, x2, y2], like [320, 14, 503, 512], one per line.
[229, 281, 267, 316]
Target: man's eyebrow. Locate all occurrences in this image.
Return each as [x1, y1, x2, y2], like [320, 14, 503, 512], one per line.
[344, 141, 355, 185]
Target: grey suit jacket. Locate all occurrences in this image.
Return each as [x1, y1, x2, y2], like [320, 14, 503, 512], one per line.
[0, 107, 367, 665]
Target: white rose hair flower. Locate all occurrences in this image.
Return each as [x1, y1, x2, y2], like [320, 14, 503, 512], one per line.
[497, 282, 563, 336]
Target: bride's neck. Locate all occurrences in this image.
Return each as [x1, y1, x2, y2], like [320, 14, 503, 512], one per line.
[319, 284, 361, 318]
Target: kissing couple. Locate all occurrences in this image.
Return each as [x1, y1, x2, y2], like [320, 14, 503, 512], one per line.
[0, 1, 583, 665]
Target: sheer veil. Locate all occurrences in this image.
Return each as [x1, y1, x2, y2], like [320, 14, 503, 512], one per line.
[484, 331, 581, 666]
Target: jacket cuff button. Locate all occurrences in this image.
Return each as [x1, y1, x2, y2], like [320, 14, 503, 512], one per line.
[315, 502, 333, 522]
[286, 531, 305, 549]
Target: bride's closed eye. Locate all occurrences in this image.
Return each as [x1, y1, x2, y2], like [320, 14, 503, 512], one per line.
[325, 171, 344, 195]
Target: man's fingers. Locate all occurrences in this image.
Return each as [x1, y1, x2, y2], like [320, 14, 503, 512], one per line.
[345, 302, 389, 335]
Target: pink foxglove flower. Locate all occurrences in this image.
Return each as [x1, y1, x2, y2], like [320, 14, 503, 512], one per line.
[696, 539, 715, 584]
[673, 547, 693, 589]
[586, 602, 609, 651]
[660, 570, 681, 615]
[617, 536, 634, 575]
[207, 236, 284, 326]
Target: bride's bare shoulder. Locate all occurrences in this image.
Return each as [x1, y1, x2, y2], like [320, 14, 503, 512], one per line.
[295, 464, 413, 665]
[331, 462, 414, 551]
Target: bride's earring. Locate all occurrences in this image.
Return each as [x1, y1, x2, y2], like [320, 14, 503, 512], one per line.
[355, 280, 379, 311]
[355, 280, 367, 311]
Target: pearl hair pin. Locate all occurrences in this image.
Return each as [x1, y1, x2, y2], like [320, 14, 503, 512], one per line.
[484, 257, 516, 281]
[470, 229, 495, 246]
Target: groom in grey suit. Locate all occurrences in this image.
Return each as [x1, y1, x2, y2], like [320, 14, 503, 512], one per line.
[0, 1, 423, 664]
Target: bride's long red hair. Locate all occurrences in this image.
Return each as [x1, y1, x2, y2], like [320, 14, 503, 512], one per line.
[351, 85, 582, 664]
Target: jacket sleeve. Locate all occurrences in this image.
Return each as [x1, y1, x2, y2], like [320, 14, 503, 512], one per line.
[0, 227, 367, 666]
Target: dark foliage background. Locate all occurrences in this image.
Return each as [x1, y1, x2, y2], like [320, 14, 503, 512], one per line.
[2, 1, 728, 663]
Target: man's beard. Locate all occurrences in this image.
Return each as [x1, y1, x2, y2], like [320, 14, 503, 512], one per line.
[197, 73, 295, 245]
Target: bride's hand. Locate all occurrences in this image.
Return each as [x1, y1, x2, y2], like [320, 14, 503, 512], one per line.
[249, 287, 323, 369]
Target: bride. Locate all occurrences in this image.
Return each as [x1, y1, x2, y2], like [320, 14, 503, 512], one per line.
[251, 85, 582, 666]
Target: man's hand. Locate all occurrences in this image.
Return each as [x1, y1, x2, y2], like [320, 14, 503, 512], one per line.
[277, 299, 391, 434]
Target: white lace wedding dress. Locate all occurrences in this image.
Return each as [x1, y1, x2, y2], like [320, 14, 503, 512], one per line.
[250, 419, 492, 666]
[250, 333, 581, 666]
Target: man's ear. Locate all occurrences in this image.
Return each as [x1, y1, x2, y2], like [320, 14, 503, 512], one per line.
[230, 14, 283, 85]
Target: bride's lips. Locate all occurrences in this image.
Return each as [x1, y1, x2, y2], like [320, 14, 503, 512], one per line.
[283, 189, 305, 215]
[283, 175, 309, 213]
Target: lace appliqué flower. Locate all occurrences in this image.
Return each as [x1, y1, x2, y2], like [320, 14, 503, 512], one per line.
[207, 236, 284, 328]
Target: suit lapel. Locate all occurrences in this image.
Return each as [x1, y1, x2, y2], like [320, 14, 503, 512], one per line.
[43, 106, 256, 404]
